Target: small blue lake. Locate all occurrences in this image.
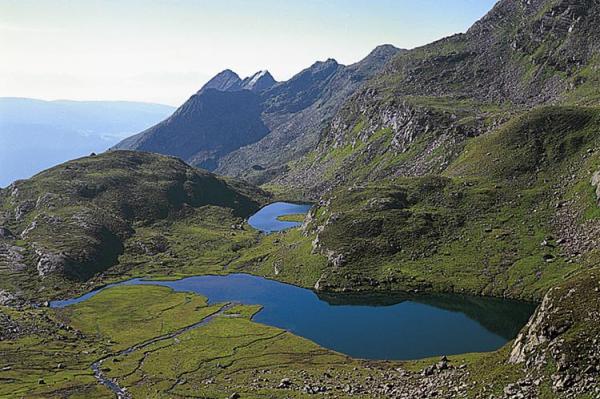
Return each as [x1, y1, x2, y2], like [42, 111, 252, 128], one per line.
[248, 202, 312, 233]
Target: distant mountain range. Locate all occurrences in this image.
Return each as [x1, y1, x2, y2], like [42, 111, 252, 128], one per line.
[113, 44, 403, 176]
[0, 98, 175, 187]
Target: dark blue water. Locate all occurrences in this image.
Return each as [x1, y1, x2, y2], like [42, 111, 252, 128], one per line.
[248, 202, 312, 233]
[51, 274, 535, 360]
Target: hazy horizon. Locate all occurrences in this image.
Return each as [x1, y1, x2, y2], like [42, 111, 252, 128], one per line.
[1, 0, 497, 106]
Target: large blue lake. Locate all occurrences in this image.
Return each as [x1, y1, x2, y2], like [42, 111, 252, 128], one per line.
[52, 273, 535, 360]
[51, 202, 536, 360]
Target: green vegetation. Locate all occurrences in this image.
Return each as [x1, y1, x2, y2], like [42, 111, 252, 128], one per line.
[0, 285, 393, 398]
[230, 228, 327, 288]
[0, 282, 548, 398]
[0, 151, 269, 301]
[2, 1, 600, 397]
[60, 285, 223, 351]
[276, 213, 306, 223]
[305, 107, 600, 301]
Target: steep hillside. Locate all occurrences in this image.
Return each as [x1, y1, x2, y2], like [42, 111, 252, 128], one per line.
[275, 0, 600, 197]
[298, 106, 599, 300]
[217, 45, 404, 182]
[113, 90, 269, 170]
[0, 151, 268, 301]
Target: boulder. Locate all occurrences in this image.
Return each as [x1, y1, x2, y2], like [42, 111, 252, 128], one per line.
[35, 250, 68, 277]
[592, 170, 600, 202]
[0, 290, 16, 306]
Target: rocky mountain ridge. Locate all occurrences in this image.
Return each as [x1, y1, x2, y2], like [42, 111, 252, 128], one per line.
[113, 45, 402, 178]
[198, 69, 277, 94]
[274, 0, 600, 197]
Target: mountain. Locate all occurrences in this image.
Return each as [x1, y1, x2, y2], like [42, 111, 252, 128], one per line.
[275, 0, 600, 196]
[197, 69, 277, 93]
[240, 70, 277, 92]
[0, 151, 268, 299]
[0, 98, 175, 187]
[256, 0, 599, 394]
[113, 45, 402, 178]
[198, 69, 244, 92]
[112, 90, 269, 170]
[3, 1, 600, 397]
[217, 44, 404, 182]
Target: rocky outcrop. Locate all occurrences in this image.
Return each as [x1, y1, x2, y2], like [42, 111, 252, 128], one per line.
[0, 290, 16, 306]
[0, 242, 27, 272]
[592, 170, 600, 201]
[274, 93, 496, 198]
[34, 249, 68, 277]
[240, 70, 277, 92]
[217, 46, 403, 182]
[509, 270, 600, 396]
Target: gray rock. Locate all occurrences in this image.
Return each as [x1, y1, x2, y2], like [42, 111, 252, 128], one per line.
[35, 250, 68, 277]
[0, 227, 14, 239]
[0, 290, 16, 306]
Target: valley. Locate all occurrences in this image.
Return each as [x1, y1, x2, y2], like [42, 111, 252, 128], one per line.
[1, 0, 600, 398]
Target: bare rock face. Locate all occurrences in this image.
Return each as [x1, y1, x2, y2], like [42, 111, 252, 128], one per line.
[0, 242, 27, 272]
[509, 270, 600, 395]
[509, 292, 562, 365]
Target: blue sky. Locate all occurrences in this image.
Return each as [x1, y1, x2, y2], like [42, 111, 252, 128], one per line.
[1, 0, 498, 105]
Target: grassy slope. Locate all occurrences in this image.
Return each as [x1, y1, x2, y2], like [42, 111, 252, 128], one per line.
[0, 285, 380, 398]
[0, 119, 597, 396]
[301, 107, 599, 301]
[0, 151, 269, 302]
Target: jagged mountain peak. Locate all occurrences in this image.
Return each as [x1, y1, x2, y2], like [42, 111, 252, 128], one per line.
[241, 70, 277, 92]
[367, 44, 401, 58]
[311, 58, 340, 70]
[198, 69, 242, 93]
[116, 45, 401, 177]
[199, 69, 277, 94]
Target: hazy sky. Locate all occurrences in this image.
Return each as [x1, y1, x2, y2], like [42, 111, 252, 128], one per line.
[1, 0, 498, 106]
